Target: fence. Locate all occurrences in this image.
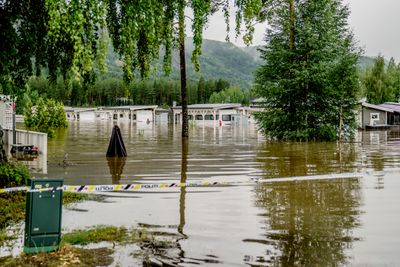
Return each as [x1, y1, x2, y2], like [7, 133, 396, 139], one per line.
[2, 129, 48, 155]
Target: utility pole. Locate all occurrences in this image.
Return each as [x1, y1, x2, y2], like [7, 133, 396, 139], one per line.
[12, 97, 16, 145]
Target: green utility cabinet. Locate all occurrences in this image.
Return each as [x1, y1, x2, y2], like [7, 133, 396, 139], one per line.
[24, 178, 63, 254]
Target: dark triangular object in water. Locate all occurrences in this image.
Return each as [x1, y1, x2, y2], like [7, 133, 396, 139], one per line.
[107, 157, 126, 184]
[106, 125, 127, 157]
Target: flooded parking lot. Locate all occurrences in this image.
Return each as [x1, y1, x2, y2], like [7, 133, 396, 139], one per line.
[11, 121, 400, 265]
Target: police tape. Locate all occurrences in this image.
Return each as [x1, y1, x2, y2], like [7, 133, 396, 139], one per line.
[0, 170, 392, 194]
[0, 181, 237, 194]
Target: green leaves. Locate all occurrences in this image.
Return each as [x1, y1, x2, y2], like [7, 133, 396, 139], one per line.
[0, 162, 30, 188]
[107, 0, 164, 81]
[191, 0, 211, 71]
[255, 0, 360, 141]
[24, 97, 68, 137]
[45, 0, 108, 84]
[361, 55, 400, 104]
[1, 0, 266, 97]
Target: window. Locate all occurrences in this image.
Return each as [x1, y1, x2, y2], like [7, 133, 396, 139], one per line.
[188, 115, 193, 120]
[204, 115, 214, 120]
[113, 114, 118, 120]
[370, 113, 379, 120]
[195, 115, 203, 120]
[222, 115, 231, 121]
[120, 114, 124, 118]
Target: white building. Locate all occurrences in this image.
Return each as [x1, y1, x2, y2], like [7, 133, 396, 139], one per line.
[0, 95, 14, 129]
[96, 106, 157, 123]
[65, 107, 97, 121]
[171, 103, 243, 126]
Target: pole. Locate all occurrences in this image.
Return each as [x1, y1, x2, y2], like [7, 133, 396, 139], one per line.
[12, 99, 16, 144]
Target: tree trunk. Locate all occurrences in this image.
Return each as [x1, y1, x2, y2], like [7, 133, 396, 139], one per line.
[288, 0, 295, 131]
[289, 0, 295, 51]
[178, 0, 189, 138]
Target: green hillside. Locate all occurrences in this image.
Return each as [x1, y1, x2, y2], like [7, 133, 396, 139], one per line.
[105, 38, 375, 88]
[358, 56, 375, 70]
[105, 38, 262, 88]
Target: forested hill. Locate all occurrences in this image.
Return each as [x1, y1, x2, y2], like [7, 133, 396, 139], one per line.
[358, 56, 375, 70]
[105, 38, 375, 88]
[174, 39, 263, 88]
[106, 38, 263, 88]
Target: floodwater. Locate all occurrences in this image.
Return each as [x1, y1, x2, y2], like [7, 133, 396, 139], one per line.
[21, 122, 400, 265]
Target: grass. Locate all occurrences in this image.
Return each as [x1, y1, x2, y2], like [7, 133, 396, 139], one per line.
[0, 246, 114, 267]
[0, 229, 16, 244]
[62, 225, 128, 245]
[0, 192, 26, 229]
[0, 225, 179, 266]
[0, 192, 89, 246]
[61, 225, 175, 249]
[63, 192, 90, 205]
[0, 192, 180, 265]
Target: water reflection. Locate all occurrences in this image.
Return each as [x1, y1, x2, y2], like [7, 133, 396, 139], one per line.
[360, 130, 400, 174]
[253, 141, 362, 265]
[107, 157, 127, 184]
[4, 144, 48, 174]
[254, 179, 362, 265]
[19, 122, 400, 265]
[257, 142, 358, 178]
[178, 137, 188, 236]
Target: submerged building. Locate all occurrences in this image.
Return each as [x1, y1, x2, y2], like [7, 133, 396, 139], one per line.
[64, 103, 261, 126]
[171, 103, 245, 126]
[65, 106, 158, 123]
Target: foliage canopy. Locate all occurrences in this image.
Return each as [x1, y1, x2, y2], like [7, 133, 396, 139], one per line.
[1, 0, 264, 89]
[24, 98, 68, 137]
[254, 0, 361, 141]
[361, 56, 400, 104]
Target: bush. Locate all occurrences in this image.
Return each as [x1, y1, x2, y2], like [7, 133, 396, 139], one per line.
[0, 161, 30, 188]
[24, 98, 68, 137]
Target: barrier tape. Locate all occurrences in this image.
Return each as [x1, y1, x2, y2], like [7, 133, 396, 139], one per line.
[0, 169, 394, 194]
[0, 181, 235, 194]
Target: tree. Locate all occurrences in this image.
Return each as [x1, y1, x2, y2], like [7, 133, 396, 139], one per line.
[254, 0, 360, 141]
[361, 56, 400, 104]
[363, 55, 390, 104]
[385, 57, 397, 98]
[197, 77, 206, 103]
[1, 0, 108, 109]
[24, 98, 68, 137]
[0, 0, 49, 91]
[2, 0, 265, 138]
[209, 86, 249, 104]
[105, 0, 264, 138]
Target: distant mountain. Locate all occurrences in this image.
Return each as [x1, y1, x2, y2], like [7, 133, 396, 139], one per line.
[105, 38, 262, 88]
[358, 56, 375, 70]
[104, 39, 375, 88]
[174, 39, 263, 88]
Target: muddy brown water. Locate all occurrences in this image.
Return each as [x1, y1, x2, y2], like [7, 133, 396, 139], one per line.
[13, 122, 400, 265]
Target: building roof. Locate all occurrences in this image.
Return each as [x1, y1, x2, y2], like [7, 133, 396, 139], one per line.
[172, 103, 241, 110]
[101, 105, 158, 111]
[155, 108, 169, 113]
[362, 102, 393, 113]
[380, 102, 400, 113]
[64, 107, 97, 113]
[251, 97, 266, 103]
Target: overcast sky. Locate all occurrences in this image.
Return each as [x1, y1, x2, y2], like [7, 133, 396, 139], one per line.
[202, 0, 400, 61]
